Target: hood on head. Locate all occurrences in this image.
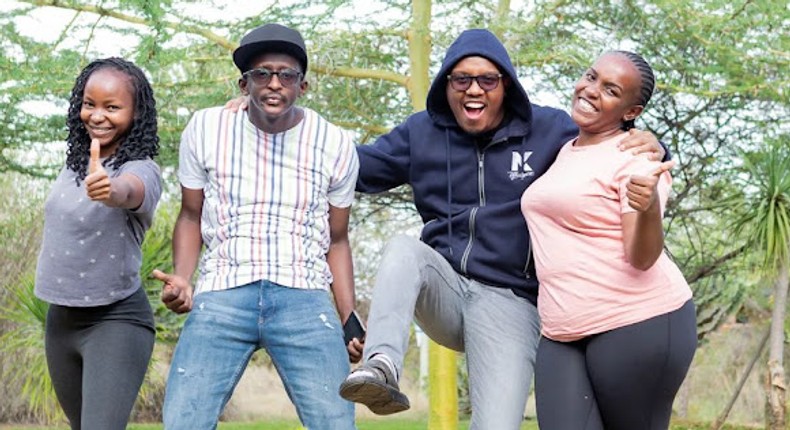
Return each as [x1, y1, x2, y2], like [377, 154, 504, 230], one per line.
[426, 29, 531, 127]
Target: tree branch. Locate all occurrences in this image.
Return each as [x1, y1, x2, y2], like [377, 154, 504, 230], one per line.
[331, 121, 390, 135]
[687, 244, 748, 284]
[312, 65, 407, 86]
[22, 0, 236, 50]
[20, 0, 410, 86]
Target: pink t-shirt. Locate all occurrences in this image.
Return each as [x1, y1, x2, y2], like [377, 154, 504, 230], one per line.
[521, 134, 692, 342]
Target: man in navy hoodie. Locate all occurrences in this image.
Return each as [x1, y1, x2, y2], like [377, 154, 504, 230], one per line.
[338, 29, 664, 429]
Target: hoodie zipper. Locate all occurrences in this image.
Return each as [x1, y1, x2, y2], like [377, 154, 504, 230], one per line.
[460, 207, 477, 274]
[477, 152, 486, 205]
[460, 150, 488, 274]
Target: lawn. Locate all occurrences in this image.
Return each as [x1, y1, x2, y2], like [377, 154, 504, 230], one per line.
[0, 419, 761, 430]
[1, 419, 535, 430]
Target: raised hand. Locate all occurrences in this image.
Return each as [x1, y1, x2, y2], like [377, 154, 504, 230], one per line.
[151, 269, 194, 314]
[85, 139, 112, 202]
[626, 160, 675, 212]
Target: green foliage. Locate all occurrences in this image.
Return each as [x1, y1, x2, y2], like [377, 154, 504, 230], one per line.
[731, 138, 790, 271]
[139, 201, 184, 344]
[0, 172, 49, 422]
[456, 354, 471, 418]
[725, 137, 790, 429]
[671, 422, 761, 430]
[693, 273, 750, 340]
[0, 174, 46, 284]
[0, 274, 61, 423]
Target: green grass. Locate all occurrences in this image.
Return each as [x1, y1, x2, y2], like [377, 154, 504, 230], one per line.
[0, 419, 762, 430]
[1, 419, 536, 430]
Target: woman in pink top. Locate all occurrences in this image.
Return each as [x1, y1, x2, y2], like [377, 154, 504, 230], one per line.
[521, 51, 696, 430]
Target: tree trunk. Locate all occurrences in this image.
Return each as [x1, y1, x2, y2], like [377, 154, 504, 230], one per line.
[711, 326, 770, 430]
[406, 2, 460, 429]
[406, 0, 431, 111]
[766, 263, 789, 430]
[429, 341, 458, 430]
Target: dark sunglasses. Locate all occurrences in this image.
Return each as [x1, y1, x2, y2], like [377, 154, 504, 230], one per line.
[243, 68, 303, 86]
[447, 73, 503, 92]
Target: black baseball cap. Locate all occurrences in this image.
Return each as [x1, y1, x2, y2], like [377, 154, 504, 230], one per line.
[232, 23, 308, 74]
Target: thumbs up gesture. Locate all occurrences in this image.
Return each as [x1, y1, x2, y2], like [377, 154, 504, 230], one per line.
[85, 139, 112, 202]
[626, 160, 675, 212]
[151, 269, 194, 314]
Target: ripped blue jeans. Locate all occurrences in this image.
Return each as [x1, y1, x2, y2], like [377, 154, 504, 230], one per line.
[163, 280, 355, 430]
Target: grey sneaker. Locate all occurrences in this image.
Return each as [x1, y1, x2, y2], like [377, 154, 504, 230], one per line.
[339, 358, 411, 415]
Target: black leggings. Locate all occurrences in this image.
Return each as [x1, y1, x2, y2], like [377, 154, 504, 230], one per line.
[535, 300, 697, 430]
[45, 288, 155, 430]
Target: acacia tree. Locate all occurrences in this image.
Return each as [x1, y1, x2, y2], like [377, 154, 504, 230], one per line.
[730, 139, 790, 429]
[0, 0, 788, 426]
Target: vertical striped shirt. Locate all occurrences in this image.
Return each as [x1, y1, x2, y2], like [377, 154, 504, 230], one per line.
[178, 106, 359, 295]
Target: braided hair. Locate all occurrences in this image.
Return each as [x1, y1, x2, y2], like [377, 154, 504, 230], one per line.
[609, 51, 655, 131]
[65, 57, 159, 183]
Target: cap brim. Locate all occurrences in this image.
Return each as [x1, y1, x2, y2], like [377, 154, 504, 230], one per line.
[233, 40, 308, 74]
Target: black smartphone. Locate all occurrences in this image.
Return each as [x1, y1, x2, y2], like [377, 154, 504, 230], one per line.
[343, 310, 367, 345]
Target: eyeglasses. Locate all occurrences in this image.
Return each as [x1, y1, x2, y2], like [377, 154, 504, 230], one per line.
[243, 68, 303, 86]
[447, 73, 503, 92]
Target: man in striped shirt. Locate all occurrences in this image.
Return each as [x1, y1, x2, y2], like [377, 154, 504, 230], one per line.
[152, 23, 359, 430]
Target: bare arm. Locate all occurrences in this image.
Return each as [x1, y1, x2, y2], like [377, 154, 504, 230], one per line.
[152, 186, 204, 313]
[173, 187, 204, 280]
[326, 204, 363, 362]
[327, 204, 355, 323]
[622, 161, 674, 270]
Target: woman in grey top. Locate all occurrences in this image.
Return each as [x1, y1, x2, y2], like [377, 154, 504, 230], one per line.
[35, 57, 162, 430]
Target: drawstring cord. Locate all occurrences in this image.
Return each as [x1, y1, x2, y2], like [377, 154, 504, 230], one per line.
[445, 129, 453, 256]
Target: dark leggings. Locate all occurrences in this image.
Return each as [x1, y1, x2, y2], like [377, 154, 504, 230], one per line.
[536, 300, 697, 430]
[45, 288, 155, 430]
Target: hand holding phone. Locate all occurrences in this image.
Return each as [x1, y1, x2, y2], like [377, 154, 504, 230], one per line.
[343, 310, 367, 345]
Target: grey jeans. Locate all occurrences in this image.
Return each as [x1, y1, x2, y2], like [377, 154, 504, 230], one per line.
[363, 235, 541, 430]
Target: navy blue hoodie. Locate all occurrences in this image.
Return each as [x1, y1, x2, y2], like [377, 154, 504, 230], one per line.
[356, 29, 578, 304]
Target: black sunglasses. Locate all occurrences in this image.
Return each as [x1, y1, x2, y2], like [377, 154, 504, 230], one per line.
[447, 73, 503, 92]
[243, 68, 303, 86]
